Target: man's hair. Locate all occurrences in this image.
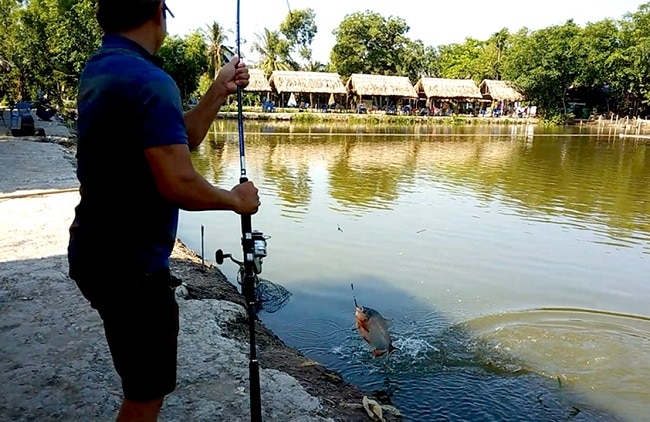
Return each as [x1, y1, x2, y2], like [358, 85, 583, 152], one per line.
[97, 0, 161, 33]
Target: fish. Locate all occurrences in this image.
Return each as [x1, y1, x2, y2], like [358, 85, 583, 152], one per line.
[355, 305, 396, 357]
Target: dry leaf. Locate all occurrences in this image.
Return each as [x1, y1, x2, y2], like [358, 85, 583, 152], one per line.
[362, 396, 385, 422]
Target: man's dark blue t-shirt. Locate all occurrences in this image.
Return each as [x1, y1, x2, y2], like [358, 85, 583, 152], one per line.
[68, 34, 188, 276]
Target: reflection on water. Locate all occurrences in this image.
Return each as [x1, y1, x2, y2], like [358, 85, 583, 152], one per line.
[181, 121, 650, 421]
[198, 121, 650, 249]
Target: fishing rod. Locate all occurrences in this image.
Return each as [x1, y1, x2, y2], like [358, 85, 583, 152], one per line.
[214, 1, 267, 420]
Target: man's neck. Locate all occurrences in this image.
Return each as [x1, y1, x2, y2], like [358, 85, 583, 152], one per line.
[118, 24, 158, 56]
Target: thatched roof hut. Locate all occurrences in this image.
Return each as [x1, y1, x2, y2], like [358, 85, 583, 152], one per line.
[268, 71, 346, 94]
[245, 68, 272, 92]
[479, 79, 524, 102]
[415, 78, 483, 100]
[346, 74, 418, 98]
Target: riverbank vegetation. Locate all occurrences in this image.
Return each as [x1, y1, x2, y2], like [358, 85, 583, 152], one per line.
[2, 1, 650, 122]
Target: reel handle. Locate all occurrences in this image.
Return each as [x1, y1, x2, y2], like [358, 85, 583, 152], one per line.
[215, 249, 242, 266]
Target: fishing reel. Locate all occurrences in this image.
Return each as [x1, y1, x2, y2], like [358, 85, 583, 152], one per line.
[215, 229, 269, 275]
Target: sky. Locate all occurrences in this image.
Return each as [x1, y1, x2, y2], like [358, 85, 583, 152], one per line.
[166, 0, 646, 64]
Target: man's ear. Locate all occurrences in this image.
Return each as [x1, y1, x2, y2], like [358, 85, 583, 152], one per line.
[153, 2, 164, 25]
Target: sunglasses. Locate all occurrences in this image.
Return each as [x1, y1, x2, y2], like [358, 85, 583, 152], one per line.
[163, 2, 174, 19]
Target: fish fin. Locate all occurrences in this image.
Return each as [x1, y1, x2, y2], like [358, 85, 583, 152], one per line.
[388, 344, 398, 355]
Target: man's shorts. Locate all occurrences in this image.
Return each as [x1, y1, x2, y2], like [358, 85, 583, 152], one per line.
[73, 269, 180, 402]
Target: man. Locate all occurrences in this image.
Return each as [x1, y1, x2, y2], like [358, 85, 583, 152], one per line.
[67, 1, 259, 421]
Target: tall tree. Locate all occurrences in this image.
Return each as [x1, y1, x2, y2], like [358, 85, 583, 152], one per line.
[279, 8, 317, 68]
[481, 28, 511, 80]
[251, 28, 295, 76]
[202, 21, 231, 79]
[157, 32, 208, 104]
[49, 0, 101, 102]
[303, 60, 326, 72]
[502, 21, 583, 116]
[0, 0, 100, 105]
[437, 37, 484, 80]
[398, 39, 439, 82]
[330, 11, 410, 78]
[615, 3, 650, 114]
[576, 19, 621, 88]
[0, 0, 21, 101]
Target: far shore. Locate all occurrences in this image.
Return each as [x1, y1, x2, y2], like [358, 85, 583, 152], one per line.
[216, 109, 540, 125]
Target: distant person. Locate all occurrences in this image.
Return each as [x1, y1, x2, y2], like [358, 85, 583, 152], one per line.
[263, 99, 275, 112]
[36, 93, 57, 121]
[67, 1, 258, 421]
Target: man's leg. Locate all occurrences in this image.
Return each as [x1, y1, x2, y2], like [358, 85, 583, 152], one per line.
[95, 273, 180, 421]
[116, 397, 164, 422]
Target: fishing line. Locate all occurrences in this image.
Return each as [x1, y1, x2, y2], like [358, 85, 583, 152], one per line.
[351, 283, 358, 307]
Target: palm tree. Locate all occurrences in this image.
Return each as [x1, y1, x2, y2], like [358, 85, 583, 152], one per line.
[202, 21, 232, 79]
[251, 28, 297, 76]
[303, 60, 326, 72]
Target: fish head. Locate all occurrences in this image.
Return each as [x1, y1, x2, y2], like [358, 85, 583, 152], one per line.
[355, 306, 367, 322]
[355, 306, 378, 323]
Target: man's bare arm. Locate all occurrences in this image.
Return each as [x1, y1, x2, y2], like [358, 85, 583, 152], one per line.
[145, 143, 259, 214]
[183, 56, 250, 149]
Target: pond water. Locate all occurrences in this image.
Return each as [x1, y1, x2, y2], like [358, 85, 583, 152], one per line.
[178, 121, 650, 421]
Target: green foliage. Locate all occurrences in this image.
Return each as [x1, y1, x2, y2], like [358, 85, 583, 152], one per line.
[158, 32, 208, 105]
[201, 21, 232, 79]
[291, 112, 318, 123]
[423, 29, 512, 84]
[438, 38, 484, 80]
[4, 1, 650, 118]
[279, 8, 317, 65]
[0, 0, 100, 105]
[387, 115, 415, 125]
[251, 28, 296, 76]
[502, 21, 583, 116]
[540, 113, 570, 126]
[330, 11, 410, 78]
[482, 28, 511, 81]
[0, 0, 23, 102]
[446, 115, 471, 126]
[398, 39, 439, 82]
[576, 19, 620, 88]
[613, 4, 650, 111]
